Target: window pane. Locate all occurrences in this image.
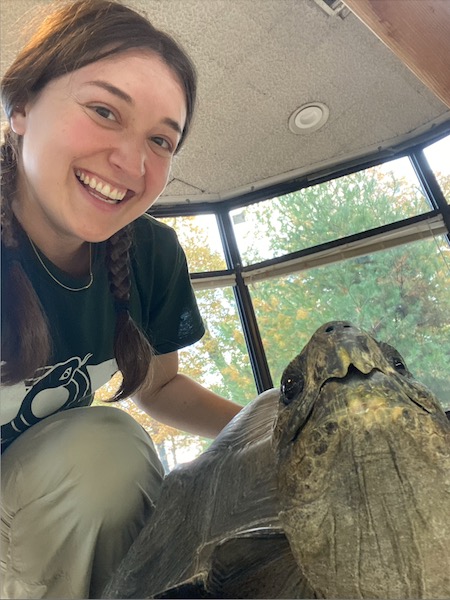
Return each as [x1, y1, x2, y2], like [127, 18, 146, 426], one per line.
[158, 214, 227, 272]
[249, 236, 450, 410]
[231, 158, 430, 265]
[180, 287, 257, 405]
[423, 134, 450, 202]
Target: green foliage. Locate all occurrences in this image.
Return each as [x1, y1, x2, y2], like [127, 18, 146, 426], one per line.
[235, 165, 431, 264]
[179, 287, 257, 404]
[252, 239, 449, 403]
[179, 168, 450, 410]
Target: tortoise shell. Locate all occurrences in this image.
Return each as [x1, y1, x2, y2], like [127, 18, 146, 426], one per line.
[105, 321, 450, 598]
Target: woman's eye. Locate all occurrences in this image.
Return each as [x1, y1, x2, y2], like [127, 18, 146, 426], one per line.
[151, 136, 174, 153]
[92, 106, 116, 121]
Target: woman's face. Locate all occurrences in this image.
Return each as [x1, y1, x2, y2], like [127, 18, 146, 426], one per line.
[11, 50, 187, 249]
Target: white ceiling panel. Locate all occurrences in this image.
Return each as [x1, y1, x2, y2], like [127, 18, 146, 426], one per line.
[1, 0, 449, 205]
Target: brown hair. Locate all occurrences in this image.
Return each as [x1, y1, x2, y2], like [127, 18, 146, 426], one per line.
[1, 0, 197, 399]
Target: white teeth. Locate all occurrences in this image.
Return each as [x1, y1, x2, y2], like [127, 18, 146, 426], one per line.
[102, 184, 111, 196]
[76, 169, 127, 202]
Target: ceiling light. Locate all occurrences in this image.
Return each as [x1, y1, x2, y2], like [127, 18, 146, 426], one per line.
[288, 102, 329, 134]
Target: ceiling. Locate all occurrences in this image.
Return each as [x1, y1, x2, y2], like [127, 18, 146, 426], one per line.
[1, 0, 450, 206]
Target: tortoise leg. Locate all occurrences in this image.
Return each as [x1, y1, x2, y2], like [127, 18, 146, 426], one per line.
[204, 529, 316, 599]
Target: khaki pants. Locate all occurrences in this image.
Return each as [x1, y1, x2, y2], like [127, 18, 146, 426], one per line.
[1, 406, 165, 599]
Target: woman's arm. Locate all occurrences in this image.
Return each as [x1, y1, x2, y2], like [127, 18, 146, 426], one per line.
[133, 351, 243, 438]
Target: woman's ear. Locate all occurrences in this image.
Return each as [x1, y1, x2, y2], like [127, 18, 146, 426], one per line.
[10, 105, 28, 136]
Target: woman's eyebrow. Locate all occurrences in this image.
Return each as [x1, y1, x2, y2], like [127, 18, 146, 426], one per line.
[84, 80, 183, 136]
[85, 80, 133, 104]
[164, 118, 182, 137]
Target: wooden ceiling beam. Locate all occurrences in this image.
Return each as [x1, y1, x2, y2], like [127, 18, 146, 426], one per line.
[343, 0, 450, 109]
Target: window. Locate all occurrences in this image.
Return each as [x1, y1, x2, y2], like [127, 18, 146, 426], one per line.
[231, 157, 431, 265]
[180, 287, 257, 404]
[248, 236, 450, 409]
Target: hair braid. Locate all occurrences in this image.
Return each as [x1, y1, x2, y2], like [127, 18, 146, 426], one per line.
[106, 225, 133, 306]
[1, 130, 52, 383]
[105, 225, 153, 400]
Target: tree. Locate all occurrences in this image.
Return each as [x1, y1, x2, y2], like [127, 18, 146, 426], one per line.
[223, 168, 450, 405]
[160, 216, 258, 404]
[167, 167, 450, 408]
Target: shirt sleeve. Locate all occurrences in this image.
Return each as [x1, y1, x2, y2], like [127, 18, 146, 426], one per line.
[130, 215, 205, 355]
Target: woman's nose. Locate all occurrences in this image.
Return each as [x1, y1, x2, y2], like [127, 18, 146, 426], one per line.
[109, 137, 146, 179]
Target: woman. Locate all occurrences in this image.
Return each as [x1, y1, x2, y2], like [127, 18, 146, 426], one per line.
[0, 1, 242, 597]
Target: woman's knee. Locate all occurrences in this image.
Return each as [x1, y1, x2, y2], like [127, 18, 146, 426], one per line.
[1, 408, 165, 600]
[2, 406, 165, 518]
[64, 406, 159, 471]
[66, 407, 165, 513]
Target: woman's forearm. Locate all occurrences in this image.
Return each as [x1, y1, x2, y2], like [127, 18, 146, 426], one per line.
[134, 371, 242, 438]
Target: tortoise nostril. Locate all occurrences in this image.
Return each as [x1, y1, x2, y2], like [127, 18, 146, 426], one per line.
[326, 323, 353, 334]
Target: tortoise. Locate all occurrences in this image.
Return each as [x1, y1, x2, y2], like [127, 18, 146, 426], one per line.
[104, 320, 450, 599]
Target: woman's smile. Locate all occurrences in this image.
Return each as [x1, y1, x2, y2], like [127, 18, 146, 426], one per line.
[75, 168, 130, 204]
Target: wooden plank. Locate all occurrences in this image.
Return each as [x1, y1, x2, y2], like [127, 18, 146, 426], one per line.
[343, 0, 450, 109]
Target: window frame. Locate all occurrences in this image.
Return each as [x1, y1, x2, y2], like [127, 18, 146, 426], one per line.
[149, 126, 450, 394]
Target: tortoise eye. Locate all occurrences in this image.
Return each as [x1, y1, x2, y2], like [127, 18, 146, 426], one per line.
[393, 357, 406, 373]
[281, 375, 304, 405]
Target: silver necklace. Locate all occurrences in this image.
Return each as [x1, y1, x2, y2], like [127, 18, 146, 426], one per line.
[28, 236, 94, 292]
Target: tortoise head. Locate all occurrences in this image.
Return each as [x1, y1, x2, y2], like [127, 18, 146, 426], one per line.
[272, 320, 447, 453]
[272, 321, 450, 598]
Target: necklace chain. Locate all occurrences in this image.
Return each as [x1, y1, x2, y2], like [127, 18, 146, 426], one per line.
[28, 237, 94, 292]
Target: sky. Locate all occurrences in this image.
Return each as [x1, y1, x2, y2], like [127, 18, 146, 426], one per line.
[423, 134, 450, 177]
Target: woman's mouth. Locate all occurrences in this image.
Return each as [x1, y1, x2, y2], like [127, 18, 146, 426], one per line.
[75, 169, 130, 204]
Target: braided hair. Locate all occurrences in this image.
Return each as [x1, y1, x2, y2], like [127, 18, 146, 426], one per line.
[105, 226, 156, 400]
[1, 0, 197, 399]
[1, 129, 52, 384]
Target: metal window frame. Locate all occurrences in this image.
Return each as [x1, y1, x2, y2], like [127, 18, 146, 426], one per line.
[150, 126, 450, 394]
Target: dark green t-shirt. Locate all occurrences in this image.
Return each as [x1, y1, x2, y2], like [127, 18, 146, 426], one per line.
[1, 215, 205, 452]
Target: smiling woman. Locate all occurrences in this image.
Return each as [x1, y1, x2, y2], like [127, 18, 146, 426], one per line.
[10, 51, 186, 252]
[1, 0, 197, 392]
[0, 1, 242, 598]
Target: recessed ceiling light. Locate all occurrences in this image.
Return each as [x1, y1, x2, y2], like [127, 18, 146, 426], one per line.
[288, 102, 329, 134]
